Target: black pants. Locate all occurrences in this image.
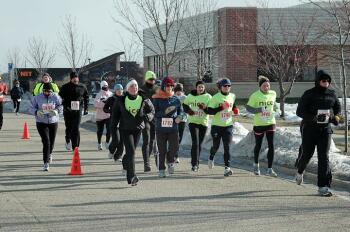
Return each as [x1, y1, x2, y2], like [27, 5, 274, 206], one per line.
[109, 126, 124, 160]
[0, 102, 3, 130]
[209, 125, 233, 167]
[253, 125, 275, 168]
[121, 129, 141, 184]
[12, 99, 21, 113]
[297, 125, 332, 188]
[174, 121, 186, 159]
[96, 118, 111, 144]
[156, 131, 179, 170]
[36, 122, 58, 163]
[142, 121, 157, 167]
[189, 123, 207, 167]
[63, 110, 81, 149]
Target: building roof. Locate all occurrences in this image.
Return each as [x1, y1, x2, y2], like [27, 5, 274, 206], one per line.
[81, 52, 125, 71]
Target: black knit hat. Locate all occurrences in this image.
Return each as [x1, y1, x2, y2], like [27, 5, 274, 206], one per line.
[70, 72, 78, 79]
[258, 75, 269, 87]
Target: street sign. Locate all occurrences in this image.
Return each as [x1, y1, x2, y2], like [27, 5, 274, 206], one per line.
[8, 63, 13, 70]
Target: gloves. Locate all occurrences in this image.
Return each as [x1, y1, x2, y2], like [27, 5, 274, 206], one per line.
[233, 107, 239, 115]
[83, 110, 89, 115]
[330, 115, 344, 125]
[48, 110, 58, 117]
[187, 109, 195, 116]
[221, 101, 230, 110]
[198, 103, 206, 110]
[36, 110, 46, 118]
[317, 114, 327, 123]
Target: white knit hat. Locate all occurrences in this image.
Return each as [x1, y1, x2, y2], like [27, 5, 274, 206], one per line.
[125, 79, 138, 91]
[100, 81, 108, 87]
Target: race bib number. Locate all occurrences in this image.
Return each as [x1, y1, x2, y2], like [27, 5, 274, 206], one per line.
[194, 110, 204, 117]
[71, 101, 80, 111]
[161, 118, 173, 127]
[17, 98, 21, 102]
[42, 103, 55, 114]
[261, 109, 271, 121]
[221, 111, 231, 121]
[317, 109, 330, 124]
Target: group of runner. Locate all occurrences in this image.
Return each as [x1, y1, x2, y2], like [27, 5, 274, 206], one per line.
[2, 68, 342, 196]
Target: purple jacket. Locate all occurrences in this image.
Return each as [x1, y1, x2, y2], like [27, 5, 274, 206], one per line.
[29, 93, 63, 124]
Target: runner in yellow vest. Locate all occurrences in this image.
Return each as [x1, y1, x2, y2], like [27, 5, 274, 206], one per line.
[245, 76, 278, 177]
[207, 78, 239, 177]
[33, 73, 59, 96]
[183, 80, 212, 172]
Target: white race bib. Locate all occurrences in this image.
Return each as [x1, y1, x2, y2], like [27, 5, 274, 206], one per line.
[221, 111, 232, 121]
[71, 101, 80, 111]
[317, 109, 330, 124]
[42, 103, 55, 114]
[194, 110, 204, 117]
[17, 98, 21, 102]
[261, 108, 271, 121]
[161, 118, 173, 127]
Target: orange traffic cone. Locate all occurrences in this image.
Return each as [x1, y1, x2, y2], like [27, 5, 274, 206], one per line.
[22, 122, 30, 139]
[69, 147, 83, 175]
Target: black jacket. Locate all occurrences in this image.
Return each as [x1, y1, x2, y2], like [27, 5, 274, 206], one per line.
[103, 95, 120, 114]
[10, 86, 24, 99]
[296, 71, 340, 129]
[139, 83, 158, 100]
[59, 82, 89, 112]
[110, 93, 155, 131]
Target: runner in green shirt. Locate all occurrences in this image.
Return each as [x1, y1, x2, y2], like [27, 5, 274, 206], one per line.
[245, 76, 278, 177]
[207, 78, 239, 177]
[183, 80, 212, 172]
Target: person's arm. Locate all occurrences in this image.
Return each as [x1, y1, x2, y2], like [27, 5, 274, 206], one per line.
[110, 98, 121, 130]
[245, 105, 262, 114]
[296, 92, 315, 122]
[56, 95, 63, 114]
[103, 97, 113, 113]
[83, 86, 89, 114]
[143, 99, 155, 122]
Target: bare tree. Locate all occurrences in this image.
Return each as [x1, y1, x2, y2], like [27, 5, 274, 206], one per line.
[118, 33, 143, 62]
[25, 37, 55, 78]
[183, 0, 218, 80]
[7, 47, 22, 70]
[112, 0, 188, 76]
[308, 0, 350, 153]
[238, 4, 319, 118]
[59, 15, 93, 74]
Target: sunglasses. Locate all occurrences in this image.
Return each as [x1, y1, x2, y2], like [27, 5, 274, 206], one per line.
[223, 85, 231, 87]
[321, 79, 329, 83]
[166, 85, 174, 87]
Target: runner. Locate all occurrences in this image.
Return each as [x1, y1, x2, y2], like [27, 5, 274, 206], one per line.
[153, 76, 183, 178]
[94, 81, 113, 150]
[110, 79, 154, 186]
[59, 72, 89, 150]
[33, 73, 59, 96]
[0, 76, 8, 130]
[245, 76, 278, 177]
[183, 80, 212, 172]
[104, 84, 124, 161]
[10, 80, 24, 115]
[207, 78, 238, 177]
[139, 71, 159, 171]
[174, 83, 187, 164]
[295, 70, 342, 197]
[29, 83, 62, 171]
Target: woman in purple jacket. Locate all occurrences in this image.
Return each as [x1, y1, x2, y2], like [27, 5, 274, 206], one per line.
[30, 83, 63, 171]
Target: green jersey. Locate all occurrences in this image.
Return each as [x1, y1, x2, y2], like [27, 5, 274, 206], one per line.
[208, 92, 236, 127]
[183, 92, 212, 126]
[125, 95, 142, 117]
[247, 90, 277, 126]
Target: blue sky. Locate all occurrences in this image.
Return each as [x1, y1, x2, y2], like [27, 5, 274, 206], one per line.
[0, 0, 303, 73]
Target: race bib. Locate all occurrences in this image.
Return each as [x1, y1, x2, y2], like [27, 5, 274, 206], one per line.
[221, 111, 231, 121]
[317, 109, 330, 124]
[42, 103, 55, 114]
[161, 118, 173, 127]
[71, 101, 80, 111]
[261, 108, 271, 121]
[17, 98, 21, 102]
[194, 110, 204, 117]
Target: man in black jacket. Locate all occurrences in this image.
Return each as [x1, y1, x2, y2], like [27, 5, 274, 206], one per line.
[139, 71, 159, 171]
[59, 72, 89, 150]
[295, 70, 342, 197]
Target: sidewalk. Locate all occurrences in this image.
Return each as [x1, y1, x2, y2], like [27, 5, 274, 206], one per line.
[0, 112, 349, 232]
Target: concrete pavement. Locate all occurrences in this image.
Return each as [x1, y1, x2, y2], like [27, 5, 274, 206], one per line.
[0, 112, 350, 232]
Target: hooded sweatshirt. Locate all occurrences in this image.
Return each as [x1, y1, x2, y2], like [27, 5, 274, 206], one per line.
[29, 93, 63, 124]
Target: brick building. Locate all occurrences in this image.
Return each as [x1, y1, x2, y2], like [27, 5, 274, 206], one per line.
[143, 4, 350, 98]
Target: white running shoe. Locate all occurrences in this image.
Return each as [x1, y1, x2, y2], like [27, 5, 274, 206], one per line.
[65, 142, 72, 151]
[159, 170, 166, 178]
[97, 143, 103, 151]
[295, 172, 303, 185]
[253, 163, 260, 175]
[266, 168, 277, 177]
[208, 159, 214, 169]
[175, 157, 180, 164]
[224, 167, 233, 177]
[43, 163, 49, 171]
[318, 187, 333, 197]
[168, 163, 175, 174]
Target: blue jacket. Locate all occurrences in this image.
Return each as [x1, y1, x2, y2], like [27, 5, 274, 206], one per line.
[29, 93, 63, 124]
[152, 90, 183, 133]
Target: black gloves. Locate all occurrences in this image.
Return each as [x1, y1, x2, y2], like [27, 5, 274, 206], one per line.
[83, 109, 89, 115]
